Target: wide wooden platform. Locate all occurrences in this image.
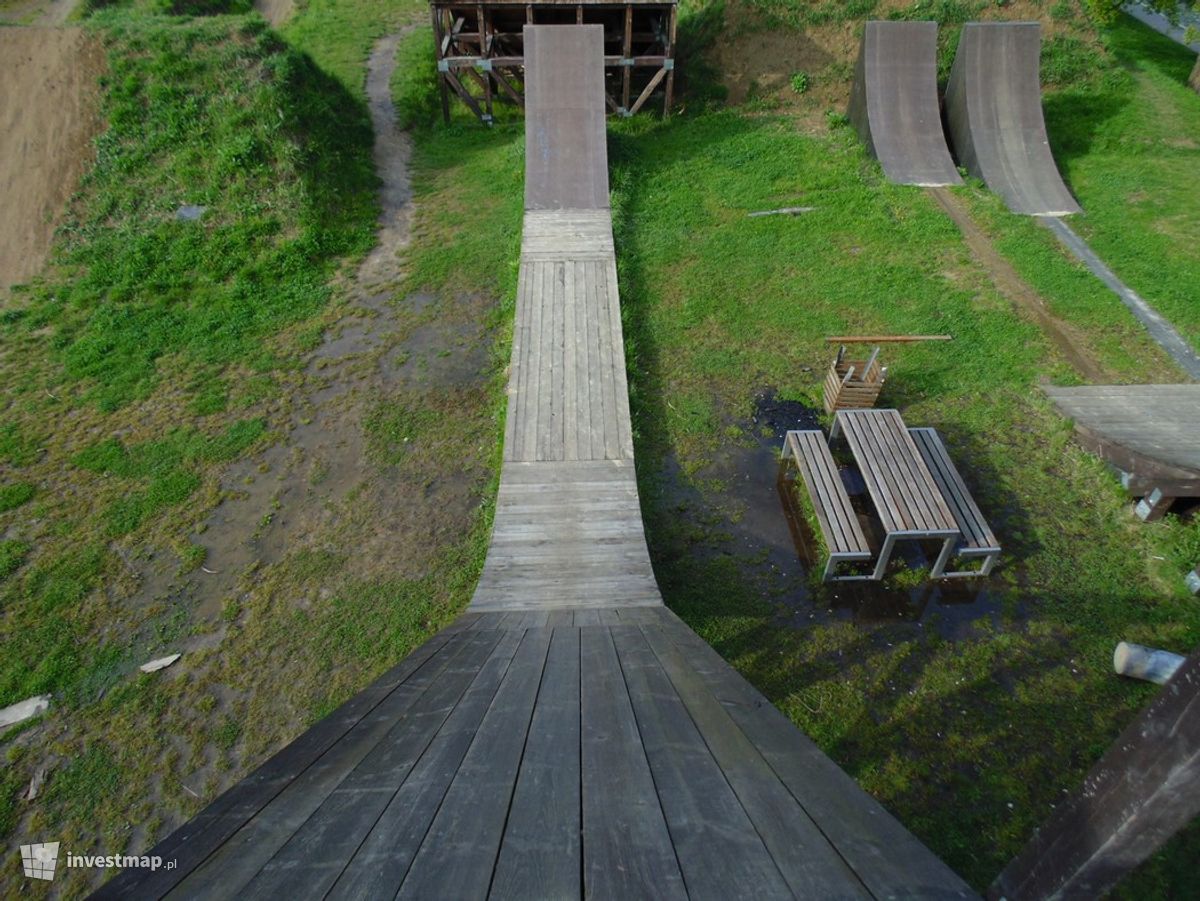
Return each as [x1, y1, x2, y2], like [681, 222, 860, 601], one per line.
[1044, 385, 1200, 511]
[94, 608, 972, 900]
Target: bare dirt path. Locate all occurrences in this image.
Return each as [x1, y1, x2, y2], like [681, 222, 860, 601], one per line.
[927, 187, 1111, 383]
[0, 27, 104, 294]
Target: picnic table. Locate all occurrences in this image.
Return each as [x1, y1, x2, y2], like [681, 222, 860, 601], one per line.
[830, 409, 959, 580]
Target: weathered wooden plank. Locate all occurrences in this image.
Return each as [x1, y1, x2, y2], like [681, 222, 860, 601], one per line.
[650, 613, 975, 898]
[490, 627, 582, 899]
[992, 649, 1200, 900]
[397, 628, 553, 899]
[610, 625, 794, 898]
[563, 259, 579, 460]
[324, 628, 525, 899]
[165, 629, 494, 898]
[641, 624, 871, 897]
[236, 629, 507, 899]
[580, 626, 687, 899]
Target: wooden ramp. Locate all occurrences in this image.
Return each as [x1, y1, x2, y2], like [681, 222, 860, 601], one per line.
[945, 22, 1082, 216]
[93, 26, 974, 900]
[847, 21, 963, 187]
[472, 24, 659, 612]
[93, 609, 973, 900]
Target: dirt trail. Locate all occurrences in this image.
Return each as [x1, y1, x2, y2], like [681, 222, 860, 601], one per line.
[129, 27, 491, 631]
[926, 187, 1110, 383]
[0, 28, 104, 294]
[253, 0, 293, 28]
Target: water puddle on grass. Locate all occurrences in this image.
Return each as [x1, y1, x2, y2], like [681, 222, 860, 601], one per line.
[654, 389, 1007, 640]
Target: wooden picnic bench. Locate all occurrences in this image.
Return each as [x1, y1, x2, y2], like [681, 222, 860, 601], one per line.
[831, 409, 959, 580]
[909, 428, 1001, 578]
[782, 430, 872, 582]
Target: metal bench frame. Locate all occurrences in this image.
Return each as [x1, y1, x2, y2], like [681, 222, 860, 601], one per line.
[908, 428, 1001, 578]
[782, 430, 873, 582]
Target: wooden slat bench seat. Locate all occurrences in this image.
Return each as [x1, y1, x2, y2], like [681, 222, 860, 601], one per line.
[782, 430, 872, 582]
[909, 427, 1001, 578]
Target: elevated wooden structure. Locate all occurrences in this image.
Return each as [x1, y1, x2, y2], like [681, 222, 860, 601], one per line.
[945, 22, 1081, 216]
[94, 28, 974, 899]
[1044, 385, 1200, 521]
[430, 0, 677, 123]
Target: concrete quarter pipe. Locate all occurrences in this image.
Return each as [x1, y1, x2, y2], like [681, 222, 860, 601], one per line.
[848, 21, 963, 187]
[945, 21, 1081, 216]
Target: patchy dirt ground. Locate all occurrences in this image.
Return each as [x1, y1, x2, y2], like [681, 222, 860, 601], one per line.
[0, 28, 105, 294]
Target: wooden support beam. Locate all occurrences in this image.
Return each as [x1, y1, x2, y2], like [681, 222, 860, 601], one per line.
[664, 6, 677, 114]
[621, 5, 633, 111]
[990, 648, 1200, 900]
[491, 66, 524, 108]
[1135, 487, 1175, 522]
[477, 4, 493, 121]
[627, 65, 668, 116]
[605, 91, 620, 115]
[825, 336, 952, 343]
[432, 6, 451, 124]
[443, 68, 487, 123]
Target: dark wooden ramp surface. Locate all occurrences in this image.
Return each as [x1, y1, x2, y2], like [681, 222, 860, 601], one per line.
[93, 608, 974, 900]
[1044, 384, 1200, 483]
[945, 22, 1081, 216]
[523, 25, 610, 211]
[847, 21, 963, 187]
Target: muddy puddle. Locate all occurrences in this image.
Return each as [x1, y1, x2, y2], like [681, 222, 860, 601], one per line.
[655, 389, 1009, 640]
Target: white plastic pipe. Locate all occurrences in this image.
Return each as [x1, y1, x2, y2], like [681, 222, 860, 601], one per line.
[1113, 642, 1186, 685]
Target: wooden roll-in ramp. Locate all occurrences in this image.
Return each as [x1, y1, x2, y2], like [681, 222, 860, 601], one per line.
[847, 21, 963, 187]
[92, 26, 974, 900]
[945, 22, 1081, 216]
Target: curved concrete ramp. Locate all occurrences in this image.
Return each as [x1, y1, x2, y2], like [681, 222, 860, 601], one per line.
[847, 21, 962, 187]
[471, 25, 661, 612]
[945, 22, 1081, 216]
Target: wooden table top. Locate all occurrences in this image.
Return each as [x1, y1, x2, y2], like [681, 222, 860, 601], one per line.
[834, 409, 959, 537]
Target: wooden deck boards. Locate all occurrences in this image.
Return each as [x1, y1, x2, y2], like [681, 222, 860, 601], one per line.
[1043, 385, 1200, 475]
[99, 609, 973, 900]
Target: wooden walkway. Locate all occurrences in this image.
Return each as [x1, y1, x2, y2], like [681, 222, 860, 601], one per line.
[95, 609, 972, 900]
[93, 26, 974, 900]
[472, 25, 657, 612]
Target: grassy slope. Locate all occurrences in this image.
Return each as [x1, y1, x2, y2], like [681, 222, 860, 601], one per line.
[1046, 12, 1200, 353]
[0, 0, 518, 893]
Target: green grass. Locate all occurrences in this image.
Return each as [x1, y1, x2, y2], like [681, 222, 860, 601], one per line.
[6, 12, 378, 411]
[601, 108, 1199, 893]
[0, 483, 35, 513]
[1043, 12, 1200, 353]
